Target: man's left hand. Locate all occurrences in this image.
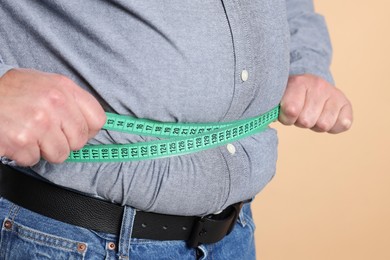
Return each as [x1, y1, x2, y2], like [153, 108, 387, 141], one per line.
[279, 74, 353, 134]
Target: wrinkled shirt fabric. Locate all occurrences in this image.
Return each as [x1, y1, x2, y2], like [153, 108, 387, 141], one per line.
[0, 0, 333, 216]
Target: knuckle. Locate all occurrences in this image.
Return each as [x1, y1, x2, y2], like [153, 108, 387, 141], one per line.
[316, 120, 332, 132]
[282, 104, 300, 118]
[12, 131, 33, 148]
[297, 116, 315, 128]
[45, 88, 67, 108]
[29, 109, 50, 129]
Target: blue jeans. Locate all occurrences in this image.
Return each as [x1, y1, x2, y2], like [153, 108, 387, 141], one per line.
[0, 197, 256, 259]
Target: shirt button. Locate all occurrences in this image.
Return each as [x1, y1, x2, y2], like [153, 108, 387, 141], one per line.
[213, 209, 223, 215]
[226, 144, 236, 155]
[241, 69, 249, 82]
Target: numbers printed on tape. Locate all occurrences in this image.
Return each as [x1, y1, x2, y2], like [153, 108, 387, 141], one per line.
[67, 106, 280, 162]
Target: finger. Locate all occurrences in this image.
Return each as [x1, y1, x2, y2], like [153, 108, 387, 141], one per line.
[328, 103, 353, 134]
[39, 127, 71, 164]
[58, 104, 90, 151]
[51, 74, 106, 139]
[279, 83, 306, 125]
[3, 125, 41, 166]
[8, 144, 41, 167]
[311, 98, 340, 133]
[37, 86, 90, 151]
[71, 86, 106, 137]
[295, 85, 329, 129]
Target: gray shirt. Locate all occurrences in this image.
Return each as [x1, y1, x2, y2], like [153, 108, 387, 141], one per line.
[0, 0, 333, 216]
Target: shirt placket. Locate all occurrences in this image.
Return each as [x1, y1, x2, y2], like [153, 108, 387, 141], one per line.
[221, 0, 256, 122]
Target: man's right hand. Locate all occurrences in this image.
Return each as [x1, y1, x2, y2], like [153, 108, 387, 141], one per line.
[0, 68, 106, 166]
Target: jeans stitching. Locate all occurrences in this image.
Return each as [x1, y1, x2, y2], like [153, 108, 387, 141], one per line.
[119, 209, 129, 259]
[8, 203, 20, 222]
[197, 244, 208, 260]
[242, 211, 255, 233]
[3, 219, 85, 253]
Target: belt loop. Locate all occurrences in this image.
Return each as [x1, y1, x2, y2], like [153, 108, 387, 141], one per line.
[117, 206, 136, 259]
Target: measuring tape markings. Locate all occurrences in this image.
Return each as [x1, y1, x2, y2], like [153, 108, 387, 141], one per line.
[67, 106, 279, 162]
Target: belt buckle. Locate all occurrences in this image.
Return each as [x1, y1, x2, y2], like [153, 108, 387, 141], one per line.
[187, 202, 244, 248]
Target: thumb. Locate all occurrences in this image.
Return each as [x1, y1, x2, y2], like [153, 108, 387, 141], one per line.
[279, 79, 306, 126]
[69, 83, 107, 137]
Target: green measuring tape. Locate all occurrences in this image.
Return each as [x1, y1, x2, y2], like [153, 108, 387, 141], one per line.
[67, 106, 280, 162]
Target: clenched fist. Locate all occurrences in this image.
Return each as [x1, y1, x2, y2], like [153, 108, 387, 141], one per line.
[279, 74, 353, 134]
[0, 68, 106, 166]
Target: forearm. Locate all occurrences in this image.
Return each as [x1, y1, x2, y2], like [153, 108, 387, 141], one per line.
[286, 0, 334, 84]
[280, 0, 353, 133]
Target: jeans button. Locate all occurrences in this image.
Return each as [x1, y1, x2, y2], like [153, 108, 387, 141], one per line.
[108, 242, 116, 251]
[3, 220, 12, 230]
[77, 243, 87, 253]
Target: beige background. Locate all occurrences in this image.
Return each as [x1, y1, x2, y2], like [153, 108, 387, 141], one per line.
[253, 0, 390, 259]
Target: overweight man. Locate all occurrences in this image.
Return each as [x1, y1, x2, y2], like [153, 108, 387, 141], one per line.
[0, 0, 352, 259]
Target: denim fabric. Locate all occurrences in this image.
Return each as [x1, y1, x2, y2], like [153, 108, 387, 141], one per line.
[0, 197, 255, 260]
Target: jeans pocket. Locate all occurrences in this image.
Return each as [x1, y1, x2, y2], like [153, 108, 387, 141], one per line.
[0, 218, 88, 260]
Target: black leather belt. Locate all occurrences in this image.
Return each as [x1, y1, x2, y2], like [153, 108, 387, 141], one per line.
[0, 164, 244, 247]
